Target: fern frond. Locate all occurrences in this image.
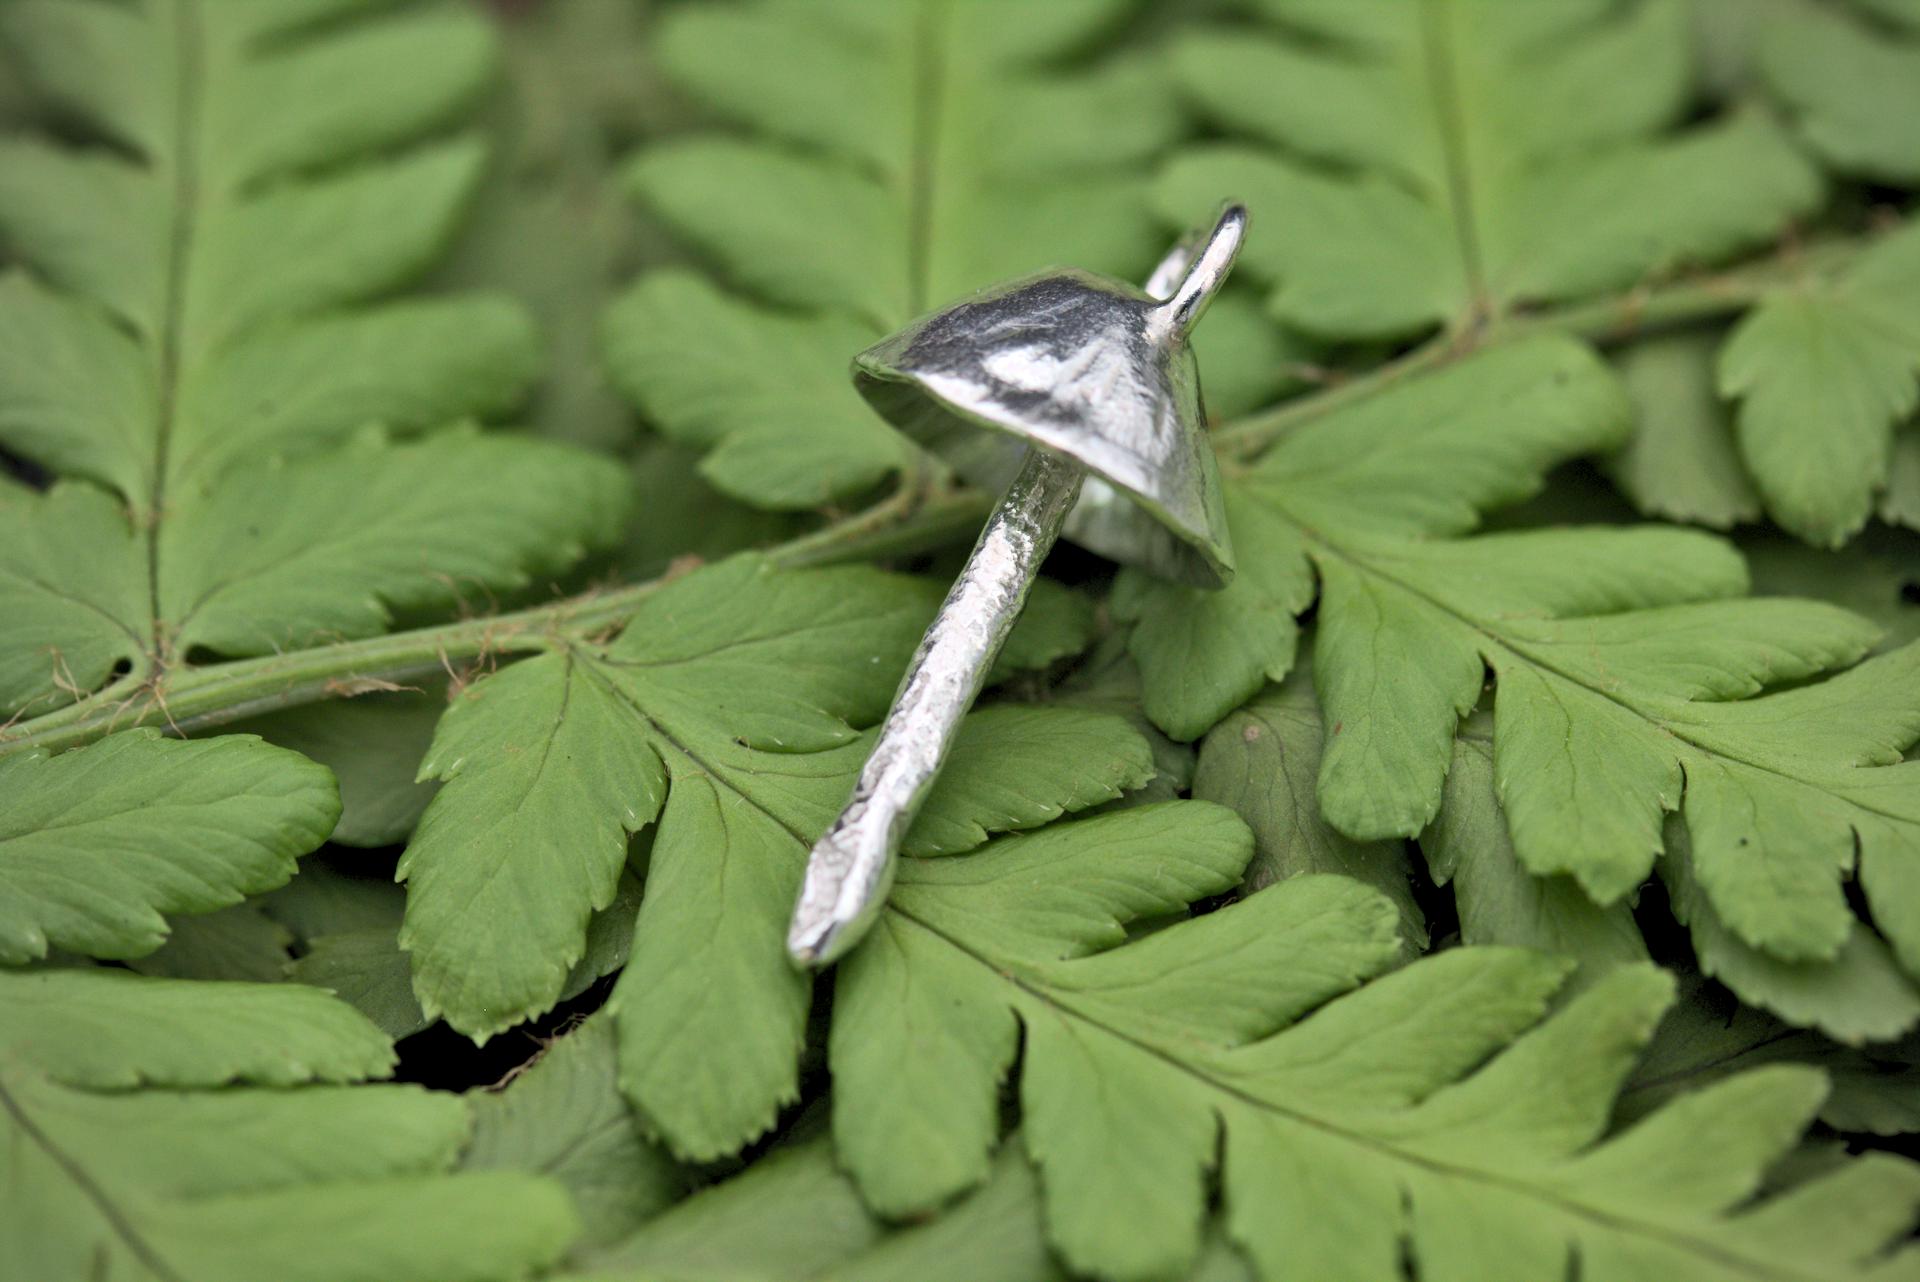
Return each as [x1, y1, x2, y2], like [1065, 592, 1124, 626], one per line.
[115, 902, 293, 982]
[1190, 659, 1427, 949]
[1606, 330, 1762, 531]
[1423, 707, 1654, 979]
[1719, 219, 1920, 545]
[601, 0, 1181, 511]
[0, 0, 630, 719]
[558, 1133, 1068, 1282]
[0, 965, 391, 1087]
[1195, 644, 1920, 1043]
[0, 730, 337, 964]
[826, 799, 1920, 1282]
[1760, 0, 1920, 184]
[462, 1014, 685, 1249]
[236, 683, 446, 847]
[1157, 0, 1823, 339]
[394, 554, 1142, 1160]
[3, 971, 576, 1281]
[562, 1135, 888, 1282]
[1626, 969, 1920, 1136]
[1125, 335, 1920, 1032]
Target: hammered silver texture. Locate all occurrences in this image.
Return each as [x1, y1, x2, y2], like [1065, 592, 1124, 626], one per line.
[786, 203, 1247, 967]
[786, 448, 1082, 964]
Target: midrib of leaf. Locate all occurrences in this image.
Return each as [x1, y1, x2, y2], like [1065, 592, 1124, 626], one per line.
[906, 0, 950, 317]
[1276, 512, 1911, 831]
[1418, 0, 1489, 318]
[164, 533, 315, 640]
[570, 647, 816, 851]
[0, 1076, 187, 1282]
[888, 907, 1823, 1282]
[143, 0, 207, 666]
[0, 569, 144, 647]
[1619, 1029, 1802, 1100]
[456, 653, 581, 921]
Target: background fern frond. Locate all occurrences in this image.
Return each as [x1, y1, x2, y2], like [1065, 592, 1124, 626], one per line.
[828, 799, 1920, 1282]
[1128, 335, 1920, 1037]
[2, 970, 577, 1282]
[1157, 0, 1822, 339]
[601, 0, 1184, 511]
[0, 0, 629, 719]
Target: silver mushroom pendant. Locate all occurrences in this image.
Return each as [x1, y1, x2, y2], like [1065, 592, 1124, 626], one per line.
[787, 203, 1248, 967]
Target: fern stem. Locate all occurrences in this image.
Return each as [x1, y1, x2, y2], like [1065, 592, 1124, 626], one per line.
[0, 488, 990, 756]
[1510, 233, 1867, 343]
[770, 477, 986, 568]
[1215, 231, 1872, 458]
[1214, 334, 1460, 462]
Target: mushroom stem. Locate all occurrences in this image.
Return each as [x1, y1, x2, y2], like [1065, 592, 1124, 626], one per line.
[787, 447, 1083, 966]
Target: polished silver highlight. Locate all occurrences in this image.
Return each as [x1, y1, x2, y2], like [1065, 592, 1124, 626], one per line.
[787, 203, 1247, 967]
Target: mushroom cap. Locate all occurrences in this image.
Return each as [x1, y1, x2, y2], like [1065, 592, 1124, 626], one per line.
[853, 244, 1239, 588]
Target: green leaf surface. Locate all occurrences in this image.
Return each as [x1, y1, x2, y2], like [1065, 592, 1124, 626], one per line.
[1191, 663, 1426, 951]
[163, 429, 629, 657]
[0, 907, 577, 1277]
[0, 0, 626, 718]
[618, 438, 806, 581]
[3, 6, 1920, 1277]
[603, 272, 898, 508]
[0, 730, 339, 964]
[2, 1068, 578, 1282]
[1887, 431, 1920, 528]
[1125, 334, 1636, 745]
[0, 966, 393, 1088]
[570, 1132, 882, 1282]
[564, 1134, 1084, 1282]
[1160, 0, 1823, 339]
[295, 872, 646, 1044]
[1425, 712, 1649, 981]
[239, 684, 446, 848]
[1720, 220, 1920, 545]
[1055, 635, 1197, 804]
[0, 480, 145, 715]
[567, 1130, 1260, 1282]
[464, 1015, 684, 1248]
[830, 799, 1920, 1282]
[604, 0, 1179, 510]
[1608, 329, 1761, 530]
[1624, 970, 1920, 1136]
[1664, 820, 1920, 1044]
[1191, 288, 1316, 423]
[1760, 0, 1920, 182]
[1743, 527, 1920, 652]
[1113, 495, 1312, 743]
[123, 903, 294, 983]
[290, 929, 438, 1043]
[1197, 658, 1646, 985]
[258, 856, 409, 943]
[429, 0, 672, 453]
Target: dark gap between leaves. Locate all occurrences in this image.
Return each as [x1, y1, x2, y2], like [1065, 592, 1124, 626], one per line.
[392, 972, 617, 1092]
[1, 444, 50, 491]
